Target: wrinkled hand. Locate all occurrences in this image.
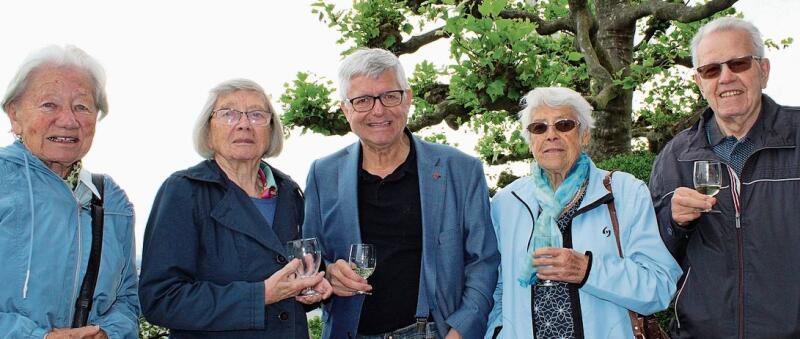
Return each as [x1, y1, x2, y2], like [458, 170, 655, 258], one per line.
[46, 326, 105, 339]
[445, 328, 463, 339]
[533, 248, 589, 284]
[296, 274, 333, 304]
[671, 187, 717, 227]
[264, 259, 325, 305]
[326, 259, 372, 296]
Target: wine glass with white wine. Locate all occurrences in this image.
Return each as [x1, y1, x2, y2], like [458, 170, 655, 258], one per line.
[348, 244, 376, 295]
[693, 160, 722, 213]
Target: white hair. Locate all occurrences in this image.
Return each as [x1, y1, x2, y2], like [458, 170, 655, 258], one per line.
[337, 48, 410, 102]
[2, 44, 109, 119]
[691, 17, 765, 67]
[192, 78, 284, 159]
[518, 87, 595, 143]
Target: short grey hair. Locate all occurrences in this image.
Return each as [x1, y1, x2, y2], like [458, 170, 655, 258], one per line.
[337, 48, 410, 102]
[2, 44, 109, 120]
[691, 17, 765, 67]
[518, 87, 595, 144]
[192, 79, 284, 159]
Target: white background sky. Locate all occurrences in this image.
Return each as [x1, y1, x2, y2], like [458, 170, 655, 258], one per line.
[0, 0, 797, 258]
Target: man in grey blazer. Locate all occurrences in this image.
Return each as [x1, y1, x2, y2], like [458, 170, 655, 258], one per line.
[303, 48, 499, 339]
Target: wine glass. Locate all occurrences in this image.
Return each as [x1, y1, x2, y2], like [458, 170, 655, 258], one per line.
[693, 161, 722, 213]
[285, 237, 322, 296]
[348, 244, 376, 295]
[533, 234, 562, 287]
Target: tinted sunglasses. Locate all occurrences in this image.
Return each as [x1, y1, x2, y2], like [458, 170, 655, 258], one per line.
[526, 119, 580, 135]
[695, 55, 762, 79]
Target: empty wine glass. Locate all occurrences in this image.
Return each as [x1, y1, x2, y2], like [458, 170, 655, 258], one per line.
[348, 244, 376, 295]
[533, 234, 562, 287]
[693, 161, 722, 213]
[285, 237, 322, 296]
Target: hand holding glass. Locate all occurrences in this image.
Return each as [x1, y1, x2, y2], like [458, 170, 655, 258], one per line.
[693, 161, 722, 213]
[285, 238, 322, 296]
[534, 234, 562, 287]
[348, 244, 376, 295]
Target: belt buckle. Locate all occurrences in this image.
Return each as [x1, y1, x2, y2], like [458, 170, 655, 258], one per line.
[415, 317, 428, 333]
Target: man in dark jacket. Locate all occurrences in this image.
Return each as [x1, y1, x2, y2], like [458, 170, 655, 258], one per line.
[649, 16, 800, 338]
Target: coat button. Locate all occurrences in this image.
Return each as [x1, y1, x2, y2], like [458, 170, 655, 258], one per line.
[276, 255, 287, 264]
[278, 312, 289, 321]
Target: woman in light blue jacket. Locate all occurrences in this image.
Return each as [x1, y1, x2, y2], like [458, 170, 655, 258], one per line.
[0, 45, 139, 338]
[486, 87, 681, 339]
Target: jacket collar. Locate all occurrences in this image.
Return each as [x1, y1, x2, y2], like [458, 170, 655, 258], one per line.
[510, 159, 611, 215]
[336, 128, 444, 242]
[182, 159, 298, 253]
[679, 94, 794, 162]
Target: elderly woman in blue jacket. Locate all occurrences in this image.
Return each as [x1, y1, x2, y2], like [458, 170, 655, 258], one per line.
[485, 87, 681, 339]
[0, 45, 139, 338]
[138, 79, 332, 338]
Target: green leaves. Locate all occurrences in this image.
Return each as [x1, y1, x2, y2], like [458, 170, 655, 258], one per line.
[310, 0, 413, 52]
[280, 72, 349, 136]
[478, 0, 508, 18]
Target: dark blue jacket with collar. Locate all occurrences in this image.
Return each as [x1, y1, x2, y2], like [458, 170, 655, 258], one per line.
[139, 160, 309, 338]
[650, 95, 800, 338]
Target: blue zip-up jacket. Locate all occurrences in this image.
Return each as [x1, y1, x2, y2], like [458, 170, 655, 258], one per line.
[486, 160, 681, 339]
[0, 141, 139, 338]
[650, 95, 800, 338]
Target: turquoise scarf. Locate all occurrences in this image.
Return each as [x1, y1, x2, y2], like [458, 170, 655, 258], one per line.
[518, 152, 590, 287]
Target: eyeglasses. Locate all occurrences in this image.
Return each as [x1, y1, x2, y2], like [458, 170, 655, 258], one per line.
[213, 109, 272, 126]
[347, 90, 405, 112]
[526, 119, 580, 135]
[695, 55, 762, 79]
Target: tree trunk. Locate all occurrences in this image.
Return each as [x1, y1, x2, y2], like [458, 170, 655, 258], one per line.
[589, 90, 633, 160]
[588, 0, 636, 160]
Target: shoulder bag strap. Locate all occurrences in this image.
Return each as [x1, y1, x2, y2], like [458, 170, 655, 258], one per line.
[603, 171, 647, 339]
[71, 173, 105, 328]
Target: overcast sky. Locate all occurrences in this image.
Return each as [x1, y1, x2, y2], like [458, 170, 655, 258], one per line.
[0, 0, 797, 257]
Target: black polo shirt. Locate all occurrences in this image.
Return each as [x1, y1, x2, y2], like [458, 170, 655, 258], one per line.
[356, 136, 423, 335]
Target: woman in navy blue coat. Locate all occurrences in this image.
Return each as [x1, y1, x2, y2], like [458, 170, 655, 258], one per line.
[139, 79, 331, 338]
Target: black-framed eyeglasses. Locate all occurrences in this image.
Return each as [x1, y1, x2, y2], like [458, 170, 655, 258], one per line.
[695, 55, 762, 79]
[347, 90, 405, 112]
[212, 109, 272, 126]
[526, 119, 580, 135]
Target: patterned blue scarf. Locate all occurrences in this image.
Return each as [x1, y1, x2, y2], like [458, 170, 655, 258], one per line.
[518, 152, 590, 287]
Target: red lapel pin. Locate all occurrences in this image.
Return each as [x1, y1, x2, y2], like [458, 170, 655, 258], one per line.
[433, 171, 441, 180]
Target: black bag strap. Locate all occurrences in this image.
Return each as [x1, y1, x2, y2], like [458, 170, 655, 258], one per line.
[71, 173, 105, 328]
[603, 172, 648, 339]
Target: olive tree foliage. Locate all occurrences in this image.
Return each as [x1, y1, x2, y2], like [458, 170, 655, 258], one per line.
[280, 0, 789, 164]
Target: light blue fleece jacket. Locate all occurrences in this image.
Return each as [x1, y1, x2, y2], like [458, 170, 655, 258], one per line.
[485, 160, 681, 339]
[0, 141, 139, 338]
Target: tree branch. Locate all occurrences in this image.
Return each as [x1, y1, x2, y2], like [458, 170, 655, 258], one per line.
[394, 26, 448, 55]
[634, 17, 672, 51]
[586, 84, 619, 110]
[616, 0, 738, 29]
[498, 9, 575, 34]
[568, 0, 616, 110]
[486, 151, 531, 165]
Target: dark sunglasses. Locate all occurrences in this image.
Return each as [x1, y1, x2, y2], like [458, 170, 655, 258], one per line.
[526, 119, 580, 135]
[695, 55, 762, 79]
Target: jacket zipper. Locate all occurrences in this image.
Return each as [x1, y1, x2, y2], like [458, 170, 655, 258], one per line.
[68, 202, 82, 325]
[726, 166, 744, 339]
[673, 266, 692, 330]
[511, 192, 536, 249]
